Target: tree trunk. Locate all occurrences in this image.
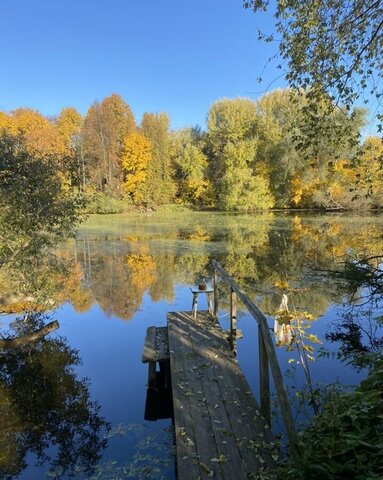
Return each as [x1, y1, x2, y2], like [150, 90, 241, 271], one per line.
[0, 320, 59, 349]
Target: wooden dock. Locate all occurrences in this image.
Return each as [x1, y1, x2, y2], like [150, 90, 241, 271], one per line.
[167, 310, 277, 479]
[142, 261, 298, 479]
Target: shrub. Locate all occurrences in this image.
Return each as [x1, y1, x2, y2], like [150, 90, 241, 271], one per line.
[280, 356, 383, 480]
[85, 193, 132, 214]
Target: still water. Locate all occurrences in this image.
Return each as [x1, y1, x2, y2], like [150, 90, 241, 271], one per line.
[2, 211, 383, 479]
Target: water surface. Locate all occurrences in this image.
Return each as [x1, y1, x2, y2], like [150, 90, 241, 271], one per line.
[2, 211, 383, 479]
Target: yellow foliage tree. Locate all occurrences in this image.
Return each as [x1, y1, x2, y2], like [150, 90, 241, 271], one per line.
[5, 108, 65, 157]
[56, 107, 83, 156]
[354, 137, 383, 206]
[121, 132, 151, 203]
[0, 111, 9, 130]
[55, 107, 83, 189]
[291, 174, 321, 206]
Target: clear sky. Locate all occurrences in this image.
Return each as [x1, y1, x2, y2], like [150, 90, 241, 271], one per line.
[0, 0, 284, 129]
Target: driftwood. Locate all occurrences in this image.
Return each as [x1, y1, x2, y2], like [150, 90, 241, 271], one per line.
[0, 320, 59, 350]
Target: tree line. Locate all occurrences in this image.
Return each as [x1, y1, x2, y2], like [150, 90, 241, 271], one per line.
[1, 90, 382, 212]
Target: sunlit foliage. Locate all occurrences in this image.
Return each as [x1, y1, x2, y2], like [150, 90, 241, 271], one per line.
[141, 112, 176, 205]
[207, 97, 274, 210]
[1, 108, 65, 158]
[0, 135, 83, 293]
[244, 0, 383, 136]
[82, 93, 136, 191]
[171, 128, 211, 205]
[0, 90, 378, 213]
[121, 132, 152, 203]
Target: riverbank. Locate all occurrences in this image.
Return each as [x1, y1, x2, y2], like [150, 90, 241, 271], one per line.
[83, 193, 383, 216]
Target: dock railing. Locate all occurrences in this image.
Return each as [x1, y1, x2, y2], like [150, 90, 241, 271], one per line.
[212, 260, 298, 457]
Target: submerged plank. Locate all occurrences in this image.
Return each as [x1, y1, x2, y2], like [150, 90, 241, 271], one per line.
[167, 311, 277, 480]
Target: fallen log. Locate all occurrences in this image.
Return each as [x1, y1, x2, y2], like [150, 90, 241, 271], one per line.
[0, 320, 59, 349]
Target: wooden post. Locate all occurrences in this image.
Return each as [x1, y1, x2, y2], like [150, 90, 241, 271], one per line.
[230, 288, 237, 350]
[206, 292, 214, 317]
[258, 325, 271, 425]
[192, 293, 198, 319]
[148, 362, 157, 390]
[213, 270, 219, 320]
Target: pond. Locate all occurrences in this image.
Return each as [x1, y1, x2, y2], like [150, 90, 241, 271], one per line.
[1, 211, 383, 479]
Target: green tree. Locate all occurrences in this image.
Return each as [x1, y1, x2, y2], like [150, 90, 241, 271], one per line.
[244, 0, 383, 133]
[254, 90, 367, 207]
[0, 135, 83, 290]
[141, 112, 175, 205]
[255, 90, 303, 207]
[217, 140, 274, 210]
[207, 97, 258, 152]
[171, 128, 210, 205]
[353, 136, 383, 206]
[207, 97, 273, 209]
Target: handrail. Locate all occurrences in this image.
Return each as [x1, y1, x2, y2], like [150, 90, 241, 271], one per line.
[211, 260, 298, 457]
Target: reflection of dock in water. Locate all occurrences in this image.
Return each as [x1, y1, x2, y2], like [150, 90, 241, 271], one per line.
[142, 326, 173, 421]
[142, 261, 298, 479]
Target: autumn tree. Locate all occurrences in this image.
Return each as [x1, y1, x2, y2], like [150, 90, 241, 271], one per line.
[56, 107, 83, 188]
[82, 94, 136, 191]
[0, 135, 83, 292]
[121, 132, 151, 203]
[141, 112, 175, 205]
[0, 111, 8, 129]
[255, 90, 303, 207]
[254, 90, 367, 208]
[2, 108, 64, 158]
[353, 136, 383, 206]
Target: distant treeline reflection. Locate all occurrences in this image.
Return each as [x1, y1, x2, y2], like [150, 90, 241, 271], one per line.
[2, 214, 383, 321]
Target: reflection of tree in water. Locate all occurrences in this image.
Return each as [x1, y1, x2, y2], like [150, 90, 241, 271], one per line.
[326, 309, 383, 370]
[0, 313, 109, 479]
[86, 248, 211, 320]
[26, 215, 383, 322]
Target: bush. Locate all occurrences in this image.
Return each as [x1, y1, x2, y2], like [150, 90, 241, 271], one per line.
[84, 193, 132, 214]
[280, 356, 383, 480]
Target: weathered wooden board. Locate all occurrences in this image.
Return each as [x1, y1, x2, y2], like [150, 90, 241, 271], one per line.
[167, 311, 277, 480]
[142, 326, 169, 363]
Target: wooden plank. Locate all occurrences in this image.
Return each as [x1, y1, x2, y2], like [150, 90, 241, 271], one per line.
[155, 326, 169, 360]
[211, 260, 298, 455]
[168, 311, 278, 479]
[185, 314, 249, 479]
[187, 312, 277, 472]
[142, 327, 169, 363]
[168, 313, 223, 480]
[142, 326, 157, 363]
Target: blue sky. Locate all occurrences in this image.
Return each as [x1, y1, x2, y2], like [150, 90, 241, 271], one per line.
[0, 0, 284, 129]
